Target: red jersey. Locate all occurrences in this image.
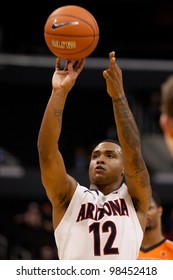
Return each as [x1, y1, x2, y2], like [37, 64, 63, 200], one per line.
[138, 238, 173, 260]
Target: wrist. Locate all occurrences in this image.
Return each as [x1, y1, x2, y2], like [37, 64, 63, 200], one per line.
[112, 96, 126, 103]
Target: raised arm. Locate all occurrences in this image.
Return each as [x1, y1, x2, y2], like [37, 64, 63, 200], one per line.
[37, 58, 85, 228]
[103, 52, 151, 231]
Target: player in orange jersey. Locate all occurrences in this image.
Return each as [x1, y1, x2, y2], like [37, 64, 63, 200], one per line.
[138, 191, 173, 260]
[159, 75, 173, 158]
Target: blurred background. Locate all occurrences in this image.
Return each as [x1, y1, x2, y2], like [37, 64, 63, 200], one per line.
[0, 0, 173, 259]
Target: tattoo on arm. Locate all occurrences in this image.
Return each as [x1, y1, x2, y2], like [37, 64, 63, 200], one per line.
[54, 109, 63, 129]
[113, 97, 140, 150]
[54, 109, 63, 118]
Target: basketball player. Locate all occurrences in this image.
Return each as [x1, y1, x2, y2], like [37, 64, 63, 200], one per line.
[37, 51, 151, 260]
[138, 191, 173, 260]
[159, 75, 173, 157]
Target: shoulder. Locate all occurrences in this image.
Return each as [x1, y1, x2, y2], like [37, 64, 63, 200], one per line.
[74, 183, 97, 197]
[118, 183, 131, 197]
[165, 239, 173, 247]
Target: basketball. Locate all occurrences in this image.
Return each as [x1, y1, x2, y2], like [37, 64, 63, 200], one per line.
[44, 5, 99, 60]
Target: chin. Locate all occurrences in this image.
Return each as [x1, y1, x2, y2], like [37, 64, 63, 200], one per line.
[145, 224, 152, 231]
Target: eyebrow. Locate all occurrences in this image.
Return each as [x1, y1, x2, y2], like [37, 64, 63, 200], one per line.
[93, 149, 116, 154]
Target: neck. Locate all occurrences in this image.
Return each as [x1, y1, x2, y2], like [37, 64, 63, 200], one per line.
[90, 181, 123, 195]
[141, 226, 164, 248]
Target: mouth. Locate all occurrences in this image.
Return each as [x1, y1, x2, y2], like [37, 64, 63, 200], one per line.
[95, 165, 105, 171]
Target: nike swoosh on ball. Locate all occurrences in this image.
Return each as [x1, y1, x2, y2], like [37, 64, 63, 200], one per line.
[52, 22, 79, 29]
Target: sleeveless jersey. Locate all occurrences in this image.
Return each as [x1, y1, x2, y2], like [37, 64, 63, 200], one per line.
[138, 239, 173, 260]
[54, 183, 143, 260]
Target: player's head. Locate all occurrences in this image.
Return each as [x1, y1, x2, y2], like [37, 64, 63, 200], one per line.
[145, 191, 163, 231]
[88, 139, 124, 189]
[159, 75, 173, 152]
[160, 75, 173, 117]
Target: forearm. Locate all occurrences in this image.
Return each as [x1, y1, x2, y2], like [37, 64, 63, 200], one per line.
[38, 88, 67, 157]
[112, 96, 144, 172]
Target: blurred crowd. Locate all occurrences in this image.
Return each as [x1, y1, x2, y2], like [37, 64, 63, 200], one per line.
[0, 200, 58, 260]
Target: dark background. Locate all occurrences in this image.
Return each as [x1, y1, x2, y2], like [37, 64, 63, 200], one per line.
[1, 0, 173, 59]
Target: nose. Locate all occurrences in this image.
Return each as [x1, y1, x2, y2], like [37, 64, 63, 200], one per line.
[96, 155, 105, 164]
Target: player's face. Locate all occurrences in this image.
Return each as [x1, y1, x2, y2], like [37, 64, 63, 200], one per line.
[146, 199, 162, 230]
[89, 142, 124, 187]
[160, 114, 173, 157]
[160, 114, 173, 137]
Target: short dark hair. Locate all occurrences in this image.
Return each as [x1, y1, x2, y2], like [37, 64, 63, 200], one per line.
[90, 139, 122, 155]
[99, 139, 121, 147]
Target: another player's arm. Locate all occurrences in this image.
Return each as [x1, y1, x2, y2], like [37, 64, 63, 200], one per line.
[103, 52, 151, 232]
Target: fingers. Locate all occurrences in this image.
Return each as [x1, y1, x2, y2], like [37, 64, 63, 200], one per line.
[109, 51, 115, 59]
[103, 51, 120, 79]
[73, 60, 81, 69]
[55, 57, 72, 71]
[73, 58, 85, 70]
[109, 51, 116, 70]
[103, 51, 115, 77]
[55, 57, 61, 70]
[64, 60, 70, 71]
[55, 58, 85, 72]
[103, 69, 108, 79]
[109, 51, 122, 77]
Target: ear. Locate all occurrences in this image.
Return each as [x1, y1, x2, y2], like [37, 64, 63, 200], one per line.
[160, 114, 169, 134]
[158, 206, 163, 218]
[168, 119, 173, 138]
[160, 114, 173, 137]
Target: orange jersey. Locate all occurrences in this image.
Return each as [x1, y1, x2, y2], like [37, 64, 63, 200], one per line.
[138, 238, 173, 260]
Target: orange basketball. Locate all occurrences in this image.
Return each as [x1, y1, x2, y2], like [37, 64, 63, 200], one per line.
[44, 5, 99, 60]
